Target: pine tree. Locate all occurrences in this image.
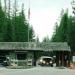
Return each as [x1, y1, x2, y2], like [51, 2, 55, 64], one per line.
[51, 10, 68, 42]
[0, 1, 6, 41]
[11, 3, 34, 42]
[68, 0, 75, 51]
[0, 0, 35, 42]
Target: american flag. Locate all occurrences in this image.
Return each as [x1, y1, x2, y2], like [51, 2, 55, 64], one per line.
[28, 8, 30, 19]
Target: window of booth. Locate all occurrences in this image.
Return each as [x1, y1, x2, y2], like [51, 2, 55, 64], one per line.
[17, 53, 27, 60]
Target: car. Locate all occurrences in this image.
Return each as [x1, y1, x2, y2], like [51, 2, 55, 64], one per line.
[0, 56, 10, 66]
[38, 56, 53, 67]
[2, 60, 9, 66]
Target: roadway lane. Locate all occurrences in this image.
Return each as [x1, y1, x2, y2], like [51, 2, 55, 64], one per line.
[0, 67, 75, 75]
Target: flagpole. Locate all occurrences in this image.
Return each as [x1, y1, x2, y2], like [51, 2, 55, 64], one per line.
[28, 0, 30, 42]
[28, 19, 29, 42]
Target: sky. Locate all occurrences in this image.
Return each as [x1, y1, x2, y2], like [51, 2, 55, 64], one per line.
[22, 0, 72, 42]
[2, 0, 73, 41]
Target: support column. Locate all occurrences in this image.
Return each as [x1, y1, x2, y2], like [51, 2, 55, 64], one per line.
[33, 51, 36, 66]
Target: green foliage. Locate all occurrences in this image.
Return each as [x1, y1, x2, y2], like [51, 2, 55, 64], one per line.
[51, 11, 68, 42]
[0, 1, 35, 42]
[42, 36, 50, 43]
[51, 9, 75, 51]
[68, 16, 75, 51]
[0, 4, 6, 41]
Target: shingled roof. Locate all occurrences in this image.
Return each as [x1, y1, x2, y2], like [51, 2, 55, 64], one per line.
[40, 42, 71, 51]
[0, 42, 70, 51]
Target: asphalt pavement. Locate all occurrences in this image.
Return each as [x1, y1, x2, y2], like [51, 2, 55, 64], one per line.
[0, 66, 75, 75]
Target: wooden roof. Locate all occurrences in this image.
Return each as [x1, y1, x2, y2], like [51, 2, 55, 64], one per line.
[0, 42, 70, 51]
[40, 42, 71, 51]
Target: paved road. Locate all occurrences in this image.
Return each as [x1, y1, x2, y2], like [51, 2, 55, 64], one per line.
[0, 67, 75, 75]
